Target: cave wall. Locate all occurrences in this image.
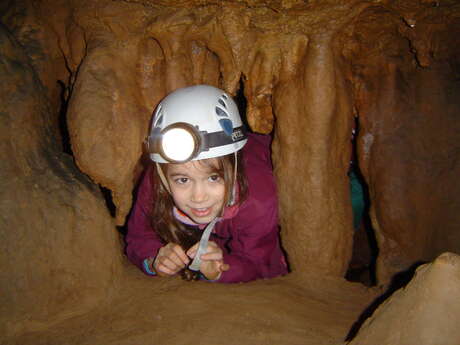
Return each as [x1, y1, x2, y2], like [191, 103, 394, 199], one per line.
[0, 23, 123, 336]
[1, 0, 459, 333]
[348, 253, 460, 345]
[345, 4, 460, 282]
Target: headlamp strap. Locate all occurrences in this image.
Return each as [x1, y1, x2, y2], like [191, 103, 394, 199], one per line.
[228, 151, 238, 207]
[202, 126, 246, 151]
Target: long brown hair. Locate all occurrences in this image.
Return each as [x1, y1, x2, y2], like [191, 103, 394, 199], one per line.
[150, 151, 247, 280]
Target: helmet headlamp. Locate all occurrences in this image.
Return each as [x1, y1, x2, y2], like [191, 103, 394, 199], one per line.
[147, 123, 201, 163]
[148, 122, 246, 163]
[160, 123, 201, 163]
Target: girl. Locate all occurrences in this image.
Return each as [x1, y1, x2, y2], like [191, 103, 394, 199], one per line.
[126, 85, 288, 283]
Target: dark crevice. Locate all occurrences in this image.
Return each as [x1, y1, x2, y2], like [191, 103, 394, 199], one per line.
[100, 186, 117, 218]
[345, 116, 379, 287]
[57, 80, 73, 155]
[234, 75, 251, 131]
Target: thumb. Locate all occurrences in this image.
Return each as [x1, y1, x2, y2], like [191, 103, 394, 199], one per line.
[220, 263, 230, 272]
[186, 242, 199, 257]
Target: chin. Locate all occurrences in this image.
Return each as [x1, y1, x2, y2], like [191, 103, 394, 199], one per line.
[188, 211, 219, 225]
[192, 215, 215, 225]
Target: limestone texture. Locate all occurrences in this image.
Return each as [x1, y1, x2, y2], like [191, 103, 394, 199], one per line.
[0, 20, 123, 338]
[1, 0, 459, 344]
[347, 252, 460, 345]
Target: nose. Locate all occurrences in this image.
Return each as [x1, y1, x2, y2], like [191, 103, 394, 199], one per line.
[191, 182, 208, 203]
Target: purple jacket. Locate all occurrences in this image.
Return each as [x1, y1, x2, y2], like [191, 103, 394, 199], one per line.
[125, 133, 288, 283]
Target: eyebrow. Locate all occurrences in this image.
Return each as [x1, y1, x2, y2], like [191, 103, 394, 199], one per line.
[168, 172, 189, 178]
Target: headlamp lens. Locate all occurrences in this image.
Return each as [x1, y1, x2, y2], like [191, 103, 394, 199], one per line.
[162, 127, 196, 162]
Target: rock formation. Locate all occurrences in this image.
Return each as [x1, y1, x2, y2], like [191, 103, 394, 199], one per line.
[0, 22, 123, 336]
[348, 252, 460, 345]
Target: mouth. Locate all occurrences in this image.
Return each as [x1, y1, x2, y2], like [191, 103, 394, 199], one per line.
[189, 206, 212, 218]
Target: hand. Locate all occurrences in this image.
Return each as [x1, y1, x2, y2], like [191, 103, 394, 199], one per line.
[187, 241, 230, 280]
[153, 243, 190, 277]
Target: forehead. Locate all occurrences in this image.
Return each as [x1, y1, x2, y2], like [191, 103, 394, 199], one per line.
[166, 159, 218, 176]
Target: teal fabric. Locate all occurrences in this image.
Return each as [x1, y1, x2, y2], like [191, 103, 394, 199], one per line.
[349, 170, 365, 229]
[143, 258, 156, 276]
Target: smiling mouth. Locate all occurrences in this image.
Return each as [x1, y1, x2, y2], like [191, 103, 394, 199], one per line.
[190, 207, 212, 217]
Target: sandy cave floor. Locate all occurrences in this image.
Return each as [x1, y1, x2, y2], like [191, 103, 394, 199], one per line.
[9, 264, 379, 345]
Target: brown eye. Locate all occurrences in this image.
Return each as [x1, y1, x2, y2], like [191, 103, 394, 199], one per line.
[208, 174, 220, 182]
[175, 177, 189, 184]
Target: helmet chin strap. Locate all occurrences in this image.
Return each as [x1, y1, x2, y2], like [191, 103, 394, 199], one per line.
[155, 162, 171, 194]
[191, 153, 237, 274]
[228, 151, 238, 207]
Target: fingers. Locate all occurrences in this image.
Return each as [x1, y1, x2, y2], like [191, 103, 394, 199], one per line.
[197, 242, 223, 261]
[191, 241, 229, 280]
[154, 243, 189, 276]
[171, 244, 190, 266]
[220, 263, 230, 272]
[186, 242, 199, 258]
[154, 259, 178, 276]
[200, 251, 223, 261]
[201, 260, 229, 281]
[187, 241, 218, 258]
[155, 259, 181, 275]
[155, 242, 229, 280]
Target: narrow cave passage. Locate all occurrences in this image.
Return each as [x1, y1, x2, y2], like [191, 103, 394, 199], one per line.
[57, 80, 73, 156]
[234, 77, 250, 131]
[345, 117, 379, 286]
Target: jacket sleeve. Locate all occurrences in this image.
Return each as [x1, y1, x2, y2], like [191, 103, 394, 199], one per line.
[218, 198, 287, 283]
[217, 134, 288, 283]
[125, 167, 164, 276]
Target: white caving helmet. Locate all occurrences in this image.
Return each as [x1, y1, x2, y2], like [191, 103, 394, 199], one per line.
[147, 85, 247, 164]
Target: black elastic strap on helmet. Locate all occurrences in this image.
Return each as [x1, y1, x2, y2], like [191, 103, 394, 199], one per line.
[201, 126, 247, 152]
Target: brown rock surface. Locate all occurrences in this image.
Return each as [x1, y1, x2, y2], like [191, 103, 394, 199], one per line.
[6, 270, 377, 345]
[345, 4, 460, 282]
[0, 21, 123, 338]
[347, 252, 460, 345]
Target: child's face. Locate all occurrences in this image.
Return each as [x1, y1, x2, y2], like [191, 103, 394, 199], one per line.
[166, 159, 225, 224]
